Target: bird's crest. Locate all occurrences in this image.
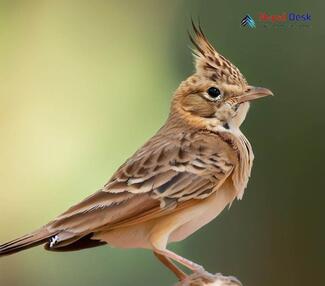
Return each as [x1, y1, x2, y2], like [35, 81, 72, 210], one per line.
[189, 22, 247, 87]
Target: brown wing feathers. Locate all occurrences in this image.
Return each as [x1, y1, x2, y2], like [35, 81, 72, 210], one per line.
[0, 129, 235, 256]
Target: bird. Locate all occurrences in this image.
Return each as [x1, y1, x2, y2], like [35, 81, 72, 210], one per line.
[0, 23, 272, 282]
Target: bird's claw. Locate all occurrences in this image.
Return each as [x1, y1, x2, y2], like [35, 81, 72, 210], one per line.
[193, 265, 205, 274]
[212, 273, 243, 286]
[176, 272, 243, 286]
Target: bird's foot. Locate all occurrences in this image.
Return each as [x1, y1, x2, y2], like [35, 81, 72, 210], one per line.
[175, 271, 242, 286]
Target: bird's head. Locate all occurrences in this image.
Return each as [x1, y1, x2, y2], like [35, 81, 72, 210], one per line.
[171, 23, 273, 130]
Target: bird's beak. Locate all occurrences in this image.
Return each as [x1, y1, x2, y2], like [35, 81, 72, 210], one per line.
[236, 86, 273, 103]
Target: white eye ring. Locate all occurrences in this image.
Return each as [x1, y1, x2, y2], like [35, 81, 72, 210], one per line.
[203, 92, 223, 101]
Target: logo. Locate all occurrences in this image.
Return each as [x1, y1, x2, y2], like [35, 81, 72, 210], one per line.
[241, 15, 256, 28]
[240, 12, 311, 29]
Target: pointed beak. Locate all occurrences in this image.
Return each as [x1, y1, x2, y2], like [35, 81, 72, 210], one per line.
[236, 86, 273, 103]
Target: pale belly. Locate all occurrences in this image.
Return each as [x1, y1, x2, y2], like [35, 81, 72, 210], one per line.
[94, 182, 236, 250]
[169, 185, 235, 243]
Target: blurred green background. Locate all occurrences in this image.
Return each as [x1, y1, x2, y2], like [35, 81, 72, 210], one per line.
[0, 1, 324, 285]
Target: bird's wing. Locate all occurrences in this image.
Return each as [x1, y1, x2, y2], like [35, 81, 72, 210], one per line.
[47, 131, 236, 240]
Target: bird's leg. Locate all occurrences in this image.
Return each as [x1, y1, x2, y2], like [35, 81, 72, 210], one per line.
[153, 251, 187, 281]
[154, 248, 204, 273]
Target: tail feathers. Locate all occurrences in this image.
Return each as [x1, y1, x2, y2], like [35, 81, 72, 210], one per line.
[0, 228, 54, 256]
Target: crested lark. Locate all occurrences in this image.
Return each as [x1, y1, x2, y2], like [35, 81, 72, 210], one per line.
[0, 23, 272, 282]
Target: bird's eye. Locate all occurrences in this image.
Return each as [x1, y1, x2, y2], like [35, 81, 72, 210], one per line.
[207, 87, 221, 100]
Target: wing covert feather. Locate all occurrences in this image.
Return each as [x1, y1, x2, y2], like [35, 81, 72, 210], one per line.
[49, 131, 236, 237]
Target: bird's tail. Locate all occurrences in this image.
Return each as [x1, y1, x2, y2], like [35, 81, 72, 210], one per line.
[0, 228, 53, 257]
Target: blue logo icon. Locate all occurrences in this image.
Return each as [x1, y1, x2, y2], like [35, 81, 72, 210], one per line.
[241, 15, 256, 28]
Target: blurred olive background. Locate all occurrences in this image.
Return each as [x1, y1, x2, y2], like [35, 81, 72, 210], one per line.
[0, 1, 324, 286]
